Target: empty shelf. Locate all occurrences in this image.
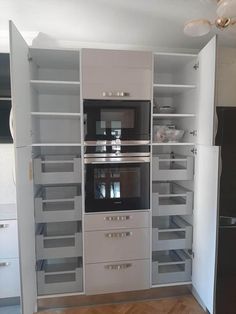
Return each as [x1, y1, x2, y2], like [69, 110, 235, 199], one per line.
[30, 80, 80, 95]
[153, 84, 196, 96]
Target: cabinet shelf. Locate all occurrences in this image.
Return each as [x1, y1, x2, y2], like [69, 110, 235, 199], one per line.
[152, 142, 195, 146]
[153, 84, 196, 96]
[152, 114, 196, 118]
[32, 143, 81, 147]
[30, 80, 80, 95]
[31, 112, 80, 117]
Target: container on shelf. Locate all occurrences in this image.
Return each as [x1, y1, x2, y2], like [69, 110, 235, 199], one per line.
[35, 185, 82, 223]
[152, 182, 193, 216]
[152, 154, 194, 181]
[33, 155, 81, 184]
[152, 250, 191, 285]
[36, 221, 83, 259]
[152, 216, 192, 251]
[37, 257, 83, 295]
[153, 125, 185, 143]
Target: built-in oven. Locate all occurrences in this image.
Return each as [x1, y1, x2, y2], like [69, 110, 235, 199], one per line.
[84, 151, 150, 213]
[83, 100, 151, 144]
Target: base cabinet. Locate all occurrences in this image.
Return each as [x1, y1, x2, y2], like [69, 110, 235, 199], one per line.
[0, 258, 20, 298]
[85, 259, 150, 295]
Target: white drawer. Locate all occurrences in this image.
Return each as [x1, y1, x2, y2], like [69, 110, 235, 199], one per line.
[0, 258, 20, 298]
[85, 259, 150, 295]
[0, 220, 19, 258]
[85, 228, 150, 263]
[84, 211, 150, 231]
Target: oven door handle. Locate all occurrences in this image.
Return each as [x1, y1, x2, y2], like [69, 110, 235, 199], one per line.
[85, 157, 150, 164]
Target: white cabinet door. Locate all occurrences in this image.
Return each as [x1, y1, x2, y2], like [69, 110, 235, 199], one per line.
[9, 21, 32, 147]
[0, 258, 20, 298]
[15, 146, 37, 314]
[82, 49, 152, 100]
[196, 36, 217, 146]
[192, 145, 220, 314]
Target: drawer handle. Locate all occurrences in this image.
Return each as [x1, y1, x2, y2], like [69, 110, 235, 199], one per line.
[104, 263, 132, 270]
[0, 224, 9, 229]
[102, 91, 130, 97]
[0, 262, 11, 267]
[104, 215, 131, 222]
[105, 231, 132, 238]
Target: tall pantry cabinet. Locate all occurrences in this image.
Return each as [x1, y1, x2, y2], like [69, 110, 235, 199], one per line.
[10, 21, 219, 314]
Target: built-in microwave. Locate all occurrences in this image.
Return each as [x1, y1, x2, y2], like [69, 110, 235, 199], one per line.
[83, 100, 151, 144]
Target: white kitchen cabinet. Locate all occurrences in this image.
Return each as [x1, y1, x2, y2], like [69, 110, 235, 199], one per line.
[0, 258, 20, 298]
[10, 19, 220, 314]
[82, 49, 153, 100]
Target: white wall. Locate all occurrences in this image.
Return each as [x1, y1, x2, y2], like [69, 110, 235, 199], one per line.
[217, 47, 236, 107]
[0, 144, 16, 205]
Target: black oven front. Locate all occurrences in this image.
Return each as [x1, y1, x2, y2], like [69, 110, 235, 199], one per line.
[84, 100, 150, 144]
[85, 155, 150, 213]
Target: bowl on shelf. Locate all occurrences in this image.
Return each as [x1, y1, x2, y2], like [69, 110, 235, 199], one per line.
[165, 129, 185, 143]
[153, 125, 185, 143]
[158, 105, 175, 114]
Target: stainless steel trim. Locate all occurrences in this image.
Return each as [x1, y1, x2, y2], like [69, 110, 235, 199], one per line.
[84, 140, 150, 146]
[0, 224, 9, 229]
[104, 215, 131, 221]
[0, 262, 11, 267]
[84, 152, 150, 158]
[104, 263, 132, 270]
[105, 231, 132, 238]
[84, 156, 150, 164]
[102, 91, 130, 97]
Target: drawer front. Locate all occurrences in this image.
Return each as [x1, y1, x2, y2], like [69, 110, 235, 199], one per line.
[85, 228, 150, 263]
[82, 67, 152, 100]
[0, 220, 19, 258]
[0, 258, 20, 298]
[85, 259, 150, 295]
[84, 211, 150, 231]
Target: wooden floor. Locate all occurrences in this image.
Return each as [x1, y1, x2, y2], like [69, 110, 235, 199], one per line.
[37, 295, 206, 314]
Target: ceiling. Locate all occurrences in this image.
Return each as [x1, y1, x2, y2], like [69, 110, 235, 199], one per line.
[0, 0, 236, 52]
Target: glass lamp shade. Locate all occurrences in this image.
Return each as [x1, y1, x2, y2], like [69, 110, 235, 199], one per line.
[217, 0, 236, 18]
[184, 19, 212, 36]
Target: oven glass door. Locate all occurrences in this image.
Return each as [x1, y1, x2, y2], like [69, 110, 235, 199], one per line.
[84, 100, 150, 142]
[85, 159, 150, 212]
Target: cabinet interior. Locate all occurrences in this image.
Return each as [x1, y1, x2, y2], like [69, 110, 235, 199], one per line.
[152, 52, 197, 287]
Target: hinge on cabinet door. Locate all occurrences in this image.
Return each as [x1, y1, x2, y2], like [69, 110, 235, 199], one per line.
[193, 62, 199, 70]
[191, 148, 197, 155]
[27, 53, 33, 62]
[190, 130, 197, 137]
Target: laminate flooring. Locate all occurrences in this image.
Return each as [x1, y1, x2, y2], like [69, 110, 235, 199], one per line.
[37, 295, 206, 314]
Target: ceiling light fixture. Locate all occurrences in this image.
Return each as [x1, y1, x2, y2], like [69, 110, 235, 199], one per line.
[184, 0, 236, 36]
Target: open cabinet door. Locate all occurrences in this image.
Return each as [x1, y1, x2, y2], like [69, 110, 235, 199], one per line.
[192, 145, 220, 314]
[9, 21, 32, 147]
[197, 36, 217, 146]
[9, 21, 37, 314]
[15, 146, 37, 314]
